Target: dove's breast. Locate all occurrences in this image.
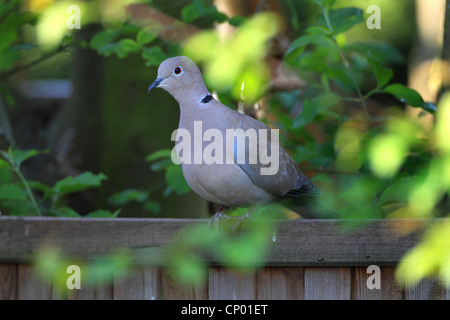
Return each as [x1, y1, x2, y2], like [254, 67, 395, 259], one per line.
[181, 162, 275, 207]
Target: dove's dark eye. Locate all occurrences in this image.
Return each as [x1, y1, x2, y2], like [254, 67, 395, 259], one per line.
[174, 67, 182, 75]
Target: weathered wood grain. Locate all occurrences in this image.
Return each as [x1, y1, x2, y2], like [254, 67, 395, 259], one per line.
[0, 217, 430, 266]
[18, 264, 59, 299]
[0, 263, 17, 299]
[69, 284, 112, 300]
[304, 267, 352, 299]
[209, 267, 256, 299]
[113, 267, 161, 300]
[352, 266, 403, 299]
[256, 267, 304, 299]
[161, 269, 207, 300]
[404, 277, 447, 300]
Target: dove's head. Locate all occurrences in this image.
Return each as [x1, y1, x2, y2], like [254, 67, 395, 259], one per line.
[148, 56, 209, 102]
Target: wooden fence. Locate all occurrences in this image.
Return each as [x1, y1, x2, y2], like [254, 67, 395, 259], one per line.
[0, 216, 448, 300]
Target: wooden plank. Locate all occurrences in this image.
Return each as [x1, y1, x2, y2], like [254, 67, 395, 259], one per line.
[113, 267, 161, 300]
[0, 217, 432, 266]
[304, 267, 351, 300]
[405, 277, 447, 300]
[18, 264, 60, 300]
[209, 267, 255, 300]
[69, 284, 112, 300]
[161, 269, 207, 300]
[352, 266, 403, 299]
[0, 263, 18, 299]
[256, 267, 304, 299]
[0, 217, 197, 264]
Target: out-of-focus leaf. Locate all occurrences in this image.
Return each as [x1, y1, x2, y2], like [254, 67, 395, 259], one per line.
[314, 0, 336, 9]
[85, 209, 120, 218]
[422, 102, 437, 114]
[141, 47, 167, 66]
[28, 180, 53, 200]
[0, 50, 19, 71]
[117, 39, 139, 57]
[435, 93, 450, 152]
[369, 134, 408, 178]
[343, 42, 404, 64]
[90, 29, 120, 50]
[396, 220, 450, 286]
[168, 252, 207, 285]
[98, 43, 119, 57]
[165, 165, 191, 195]
[383, 83, 424, 107]
[181, 0, 227, 23]
[0, 148, 47, 169]
[228, 15, 247, 27]
[0, 184, 26, 201]
[84, 250, 131, 285]
[146, 149, 172, 162]
[108, 189, 149, 206]
[319, 7, 364, 35]
[284, 34, 325, 59]
[292, 92, 340, 128]
[136, 29, 157, 46]
[50, 206, 80, 217]
[52, 172, 108, 197]
[378, 176, 419, 206]
[143, 200, 161, 213]
[367, 58, 393, 88]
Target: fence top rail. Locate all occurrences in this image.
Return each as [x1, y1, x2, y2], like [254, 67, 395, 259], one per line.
[0, 216, 436, 266]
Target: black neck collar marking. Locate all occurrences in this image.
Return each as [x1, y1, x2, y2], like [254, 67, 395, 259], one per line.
[201, 94, 213, 104]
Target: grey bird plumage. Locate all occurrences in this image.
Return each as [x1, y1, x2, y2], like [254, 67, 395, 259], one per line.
[148, 56, 335, 218]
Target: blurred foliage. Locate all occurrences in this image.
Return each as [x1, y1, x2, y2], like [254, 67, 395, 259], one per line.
[0, 145, 117, 217]
[0, 0, 448, 290]
[34, 246, 132, 298]
[184, 11, 278, 103]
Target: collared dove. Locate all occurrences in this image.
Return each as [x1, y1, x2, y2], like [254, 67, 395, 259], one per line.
[148, 56, 336, 219]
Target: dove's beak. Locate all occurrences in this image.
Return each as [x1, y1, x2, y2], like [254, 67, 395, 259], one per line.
[148, 78, 164, 93]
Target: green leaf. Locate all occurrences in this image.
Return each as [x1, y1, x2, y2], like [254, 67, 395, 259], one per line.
[50, 206, 80, 218]
[143, 200, 161, 213]
[0, 50, 19, 71]
[284, 34, 325, 59]
[108, 189, 149, 206]
[0, 158, 11, 170]
[52, 172, 108, 197]
[181, 0, 228, 23]
[314, 0, 336, 9]
[86, 209, 120, 218]
[151, 159, 173, 171]
[28, 180, 53, 200]
[165, 165, 191, 195]
[146, 149, 172, 162]
[0, 26, 17, 53]
[141, 47, 167, 66]
[292, 92, 340, 128]
[90, 29, 120, 50]
[136, 29, 157, 46]
[421, 102, 437, 114]
[367, 58, 393, 88]
[379, 176, 420, 207]
[0, 184, 26, 201]
[98, 43, 119, 57]
[383, 83, 424, 107]
[305, 25, 331, 36]
[319, 7, 364, 35]
[1, 148, 47, 169]
[343, 42, 404, 64]
[228, 15, 247, 27]
[118, 39, 139, 55]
